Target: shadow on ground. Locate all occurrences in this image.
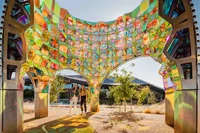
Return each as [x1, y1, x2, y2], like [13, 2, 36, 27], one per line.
[24, 118, 38, 123]
[24, 112, 96, 133]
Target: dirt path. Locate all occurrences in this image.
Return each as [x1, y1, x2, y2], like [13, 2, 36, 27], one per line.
[89, 107, 174, 133]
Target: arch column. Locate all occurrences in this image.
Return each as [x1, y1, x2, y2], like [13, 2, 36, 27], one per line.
[159, 61, 175, 127]
[33, 79, 50, 118]
[165, 89, 174, 126]
[2, 63, 23, 133]
[89, 83, 101, 112]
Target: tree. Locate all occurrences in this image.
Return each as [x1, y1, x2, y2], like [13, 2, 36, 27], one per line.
[137, 86, 156, 105]
[147, 92, 156, 104]
[50, 75, 67, 103]
[24, 89, 34, 101]
[109, 69, 139, 112]
[137, 86, 150, 105]
[99, 90, 107, 99]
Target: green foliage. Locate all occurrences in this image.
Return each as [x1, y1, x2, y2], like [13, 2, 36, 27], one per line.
[109, 68, 139, 110]
[137, 86, 150, 105]
[24, 89, 34, 99]
[109, 67, 157, 109]
[137, 86, 156, 105]
[147, 92, 156, 104]
[99, 90, 107, 99]
[50, 75, 67, 103]
[109, 86, 122, 105]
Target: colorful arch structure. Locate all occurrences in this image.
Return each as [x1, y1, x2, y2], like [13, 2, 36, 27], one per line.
[0, 0, 199, 132]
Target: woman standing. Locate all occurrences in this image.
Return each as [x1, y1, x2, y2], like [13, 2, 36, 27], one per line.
[80, 85, 87, 115]
[69, 84, 79, 115]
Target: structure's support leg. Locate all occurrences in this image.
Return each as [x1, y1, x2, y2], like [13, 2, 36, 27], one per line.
[90, 84, 100, 112]
[34, 80, 50, 118]
[174, 89, 197, 133]
[165, 90, 174, 126]
[2, 90, 23, 133]
[35, 92, 48, 118]
[198, 90, 200, 133]
[0, 88, 2, 133]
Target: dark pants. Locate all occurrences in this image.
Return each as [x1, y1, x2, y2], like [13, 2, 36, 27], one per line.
[81, 96, 87, 112]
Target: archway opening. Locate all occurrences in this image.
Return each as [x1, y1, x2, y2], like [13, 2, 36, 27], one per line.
[87, 56, 175, 132]
[101, 56, 165, 106]
[23, 73, 35, 123]
[23, 68, 90, 130]
[53, 69, 89, 107]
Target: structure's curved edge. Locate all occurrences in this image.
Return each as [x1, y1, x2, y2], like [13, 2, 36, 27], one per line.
[192, 0, 200, 74]
[50, 0, 156, 26]
[0, 0, 6, 82]
[0, 0, 7, 132]
[191, 0, 200, 132]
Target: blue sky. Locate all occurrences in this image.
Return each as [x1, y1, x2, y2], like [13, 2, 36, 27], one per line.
[56, 0, 164, 88]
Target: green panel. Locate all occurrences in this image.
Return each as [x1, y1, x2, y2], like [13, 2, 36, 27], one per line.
[44, 0, 53, 10]
[52, 15, 59, 24]
[25, 5, 31, 15]
[54, 2, 60, 17]
[132, 6, 140, 18]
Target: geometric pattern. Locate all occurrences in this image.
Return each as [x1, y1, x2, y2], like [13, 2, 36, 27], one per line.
[24, 0, 173, 89]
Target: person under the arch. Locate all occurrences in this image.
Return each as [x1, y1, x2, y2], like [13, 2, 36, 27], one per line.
[69, 84, 80, 115]
[80, 85, 87, 115]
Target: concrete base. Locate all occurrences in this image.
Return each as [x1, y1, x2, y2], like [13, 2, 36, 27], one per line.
[165, 91, 174, 127]
[174, 89, 197, 133]
[2, 90, 23, 133]
[35, 92, 48, 118]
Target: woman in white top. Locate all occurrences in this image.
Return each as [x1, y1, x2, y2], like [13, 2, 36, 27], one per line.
[69, 85, 79, 115]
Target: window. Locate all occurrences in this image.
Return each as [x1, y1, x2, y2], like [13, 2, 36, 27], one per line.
[167, 28, 191, 59]
[7, 33, 22, 61]
[181, 63, 192, 79]
[163, 0, 185, 19]
[7, 65, 17, 80]
[11, 2, 30, 25]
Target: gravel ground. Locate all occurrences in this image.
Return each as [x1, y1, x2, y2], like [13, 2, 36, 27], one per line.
[89, 107, 173, 133]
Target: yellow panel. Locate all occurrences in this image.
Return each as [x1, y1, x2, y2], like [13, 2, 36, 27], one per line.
[33, 55, 42, 64]
[140, 0, 149, 15]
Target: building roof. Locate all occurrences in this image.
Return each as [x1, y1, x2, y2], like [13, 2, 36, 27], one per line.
[24, 74, 164, 94]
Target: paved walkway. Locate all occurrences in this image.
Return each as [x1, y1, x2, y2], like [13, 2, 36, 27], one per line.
[24, 104, 91, 132]
[24, 105, 173, 133]
[24, 113, 95, 133]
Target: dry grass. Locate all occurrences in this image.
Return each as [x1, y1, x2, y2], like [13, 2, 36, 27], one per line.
[106, 102, 165, 115]
[142, 104, 164, 114]
[143, 108, 151, 114]
[103, 123, 114, 130]
[110, 111, 143, 122]
[155, 110, 163, 114]
[23, 108, 34, 114]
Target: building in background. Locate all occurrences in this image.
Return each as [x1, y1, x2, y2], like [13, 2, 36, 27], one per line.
[24, 75, 165, 103]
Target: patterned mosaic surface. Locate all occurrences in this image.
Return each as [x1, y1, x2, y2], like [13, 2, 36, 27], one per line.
[21, 0, 178, 90]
